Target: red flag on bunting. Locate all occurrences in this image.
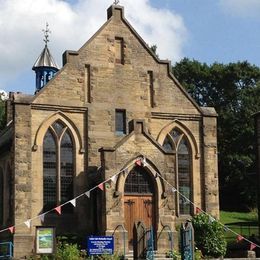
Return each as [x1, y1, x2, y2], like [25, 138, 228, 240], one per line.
[54, 206, 61, 215]
[195, 207, 201, 214]
[98, 183, 104, 191]
[8, 226, 14, 233]
[236, 235, 244, 242]
[135, 159, 142, 166]
[250, 243, 256, 250]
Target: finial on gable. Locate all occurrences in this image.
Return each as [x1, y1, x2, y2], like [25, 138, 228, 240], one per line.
[107, 3, 124, 20]
[43, 22, 51, 45]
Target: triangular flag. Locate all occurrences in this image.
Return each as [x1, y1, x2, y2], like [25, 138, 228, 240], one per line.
[39, 214, 45, 222]
[110, 175, 117, 184]
[183, 198, 190, 205]
[70, 199, 76, 207]
[135, 159, 142, 166]
[98, 183, 104, 191]
[237, 235, 244, 242]
[172, 187, 177, 193]
[250, 243, 256, 251]
[24, 220, 31, 228]
[123, 169, 128, 176]
[209, 216, 215, 223]
[195, 207, 201, 214]
[85, 191, 91, 198]
[55, 206, 61, 215]
[142, 157, 148, 167]
[8, 226, 14, 233]
[224, 226, 228, 232]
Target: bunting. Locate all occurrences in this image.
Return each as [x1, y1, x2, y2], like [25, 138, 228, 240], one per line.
[0, 161, 259, 251]
[98, 183, 104, 191]
[39, 214, 45, 223]
[135, 159, 142, 166]
[237, 235, 244, 242]
[24, 220, 31, 228]
[85, 191, 90, 198]
[54, 206, 61, 215]
[8, 226, 14, 234]
[195, 207, 201, 214]
[142, 157, 148, 167]
[110, 175, 117, 184]
[172, 187, 177, 193]
[70, 199, 76, 207]
[250, 243, 256, 251]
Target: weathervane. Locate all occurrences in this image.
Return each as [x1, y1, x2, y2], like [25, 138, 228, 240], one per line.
[43, 22, 51, 45]
[113, 0, 119, 5]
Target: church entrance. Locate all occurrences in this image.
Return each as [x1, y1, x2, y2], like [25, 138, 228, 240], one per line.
[124, 166, 156, 249]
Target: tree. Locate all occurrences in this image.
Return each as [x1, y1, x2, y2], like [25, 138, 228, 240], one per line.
[173, 58, 260, 210]
[0, 97, 5, 131]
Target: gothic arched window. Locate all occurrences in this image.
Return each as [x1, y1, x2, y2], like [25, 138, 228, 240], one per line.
[43, 121, 74, 212]
[163, 129, 192, 215]
[0, 168, 3, 225]
[124, 166, 154, 194]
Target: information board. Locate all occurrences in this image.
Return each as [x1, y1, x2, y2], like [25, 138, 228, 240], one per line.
[87, 236, 114, 255]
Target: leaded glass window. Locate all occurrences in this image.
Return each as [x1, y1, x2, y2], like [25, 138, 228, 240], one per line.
[162, 128, 192, 215]
[43, 121, 74, 212]
[178, 138, 191, 215]
[124, 166, 154, 194]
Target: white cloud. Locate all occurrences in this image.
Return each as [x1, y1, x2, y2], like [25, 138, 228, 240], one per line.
[219, 0, 260, 17]
[0, 0, 187, 93]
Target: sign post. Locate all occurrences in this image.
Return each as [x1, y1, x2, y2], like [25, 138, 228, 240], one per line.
[87, 236, 114, 256]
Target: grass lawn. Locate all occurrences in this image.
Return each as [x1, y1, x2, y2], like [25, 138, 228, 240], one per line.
[220, 210, 259, 246]
[220, 210, 258, 224]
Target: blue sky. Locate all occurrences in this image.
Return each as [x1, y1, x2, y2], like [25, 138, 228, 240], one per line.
[0, 0, 259, 94]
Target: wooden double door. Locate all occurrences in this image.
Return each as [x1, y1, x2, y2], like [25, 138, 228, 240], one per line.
[124, 194, 154, 248]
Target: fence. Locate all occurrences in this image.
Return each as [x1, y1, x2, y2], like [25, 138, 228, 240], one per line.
[0, 242, 13, 259]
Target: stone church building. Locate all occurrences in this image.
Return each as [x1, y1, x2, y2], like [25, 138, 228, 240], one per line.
[0, 4, 219, 258]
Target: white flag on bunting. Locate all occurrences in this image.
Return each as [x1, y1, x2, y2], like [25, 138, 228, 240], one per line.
[70, 199, 76, 207]
[24, 220, 31, 228]
[110, 175, 117, 184]
[85, 191, 90, 198]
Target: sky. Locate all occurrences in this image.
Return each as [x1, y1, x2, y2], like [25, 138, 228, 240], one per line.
[0, 0, 260, 94]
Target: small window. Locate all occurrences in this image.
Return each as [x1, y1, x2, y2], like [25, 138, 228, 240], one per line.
[115, 37, 124, 64]
[115, 109, 126, 135]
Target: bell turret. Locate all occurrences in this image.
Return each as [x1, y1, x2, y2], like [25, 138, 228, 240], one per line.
[32, 23, 59, 92]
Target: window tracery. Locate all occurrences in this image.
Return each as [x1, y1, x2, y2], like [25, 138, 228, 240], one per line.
[163, 128, 192, 215]
[43, 121, 74, 212]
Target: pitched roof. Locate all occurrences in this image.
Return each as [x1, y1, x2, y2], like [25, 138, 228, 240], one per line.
[32, 45, 59, 70]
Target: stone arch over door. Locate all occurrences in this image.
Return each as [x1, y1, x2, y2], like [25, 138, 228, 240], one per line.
[123, 164, 158, 249]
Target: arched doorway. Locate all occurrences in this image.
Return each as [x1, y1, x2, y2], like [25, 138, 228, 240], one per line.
[124, 166, 156, 248]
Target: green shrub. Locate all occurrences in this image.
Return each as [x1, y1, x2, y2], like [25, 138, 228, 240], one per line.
[192, 213, 227, 258]
[55, 241, 81, 260]
[165, 250, 181, 259]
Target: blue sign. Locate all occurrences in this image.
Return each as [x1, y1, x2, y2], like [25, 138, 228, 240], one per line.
[87, 236, 114, 255]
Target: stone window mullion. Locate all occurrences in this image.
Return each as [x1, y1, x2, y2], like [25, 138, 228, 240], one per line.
[56, 137, 61, 205]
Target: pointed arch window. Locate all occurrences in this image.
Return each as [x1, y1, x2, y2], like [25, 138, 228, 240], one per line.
[163, 129, 192, 215]
[124, 166, 154, 194]
[43, 121, 74, 212]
